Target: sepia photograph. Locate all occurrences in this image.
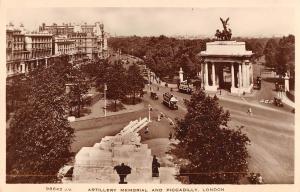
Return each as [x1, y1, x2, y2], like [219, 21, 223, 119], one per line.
[1, 0, 298, 191]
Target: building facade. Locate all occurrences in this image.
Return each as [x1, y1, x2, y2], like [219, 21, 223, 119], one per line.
[6, 24, 29, 76]
[6, 22, 109, 77]
[6, 23, 54, 77]
[53, 35, 76, 56]
[39, 23, 74, 36]
[40, 21, 109, 60]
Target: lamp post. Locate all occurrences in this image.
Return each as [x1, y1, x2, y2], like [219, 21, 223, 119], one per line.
[104, 83, 107, 117]
[148, 70, 151, 91]
[148, 104, 152, 122]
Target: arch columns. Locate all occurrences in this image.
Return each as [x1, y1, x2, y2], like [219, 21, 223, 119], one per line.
[231, 63, 235, 88]
[238, 63, 242, 89]
[205, 62, 209, 86]
[204, 62, 218, 92]
[212, 63, 216, 86]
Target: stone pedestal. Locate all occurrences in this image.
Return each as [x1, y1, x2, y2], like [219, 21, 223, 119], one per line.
[71, 118, 157, 184]
[284, 75, 290, 92]
[179, 67, 184, 83]
[205, 85, 218, 92]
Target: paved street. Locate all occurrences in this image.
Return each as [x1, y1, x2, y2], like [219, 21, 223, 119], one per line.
[70, 61, 294, 183]
[144, 82, 294, 184]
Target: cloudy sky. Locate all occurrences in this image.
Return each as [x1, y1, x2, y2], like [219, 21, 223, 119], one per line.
[6, 7, 295, 37]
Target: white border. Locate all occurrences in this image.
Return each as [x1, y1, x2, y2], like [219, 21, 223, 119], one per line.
[1, 0, 299, 192]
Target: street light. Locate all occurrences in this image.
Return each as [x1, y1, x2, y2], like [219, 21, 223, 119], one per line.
[104, 83, 107, 117]
[148, 70, 151, 91]
[148, 104, 152, 122]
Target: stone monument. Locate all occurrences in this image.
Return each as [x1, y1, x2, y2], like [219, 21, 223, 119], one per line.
[179, 67, 184, 83]
[284, 73, 290, 92]
[72, 118, 154, 183]
[200, 18, 254, 94]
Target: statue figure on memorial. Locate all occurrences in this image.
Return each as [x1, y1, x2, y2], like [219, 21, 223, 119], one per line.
[114, 163, 132, 184]
[215, 29, 222, 40]
[220, 17, 229, 32]
[152, 155, 161, 177]
[215, 17, 232, 41]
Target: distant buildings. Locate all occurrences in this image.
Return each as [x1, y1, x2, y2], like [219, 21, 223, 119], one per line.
[6, 21, 109, 78]
[39, 21, 108, 60]
[53, 35, 75, 56]
[6, 23, 53, 77]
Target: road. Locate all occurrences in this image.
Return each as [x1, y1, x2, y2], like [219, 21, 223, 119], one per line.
[145, 84, 294, 184]
[72, 80, 294, 184]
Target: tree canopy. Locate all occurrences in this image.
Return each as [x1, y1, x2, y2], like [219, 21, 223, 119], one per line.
[173, 90, 250, 184]
[126, 64, 145, 104]
[264, 38, 278, 68]
[106, 61, 127, 111]
[275, 35, 295, 78]
[7, 57, 74, 183]
[67, 65, 90, 117]
[109, 36, 206, 81]
[262, 35, 295, 79]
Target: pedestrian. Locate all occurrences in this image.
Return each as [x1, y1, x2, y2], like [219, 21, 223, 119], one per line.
[157, 86, 159, 91]
[256, 173, 263, 184]
[219, 89, 222, 95]
[169, 132, 173, 140]
[160, 112, 164, 118]
[144, 127, 149, 134]
[152, 155, 160, 177]
[247, 107, 252, 116]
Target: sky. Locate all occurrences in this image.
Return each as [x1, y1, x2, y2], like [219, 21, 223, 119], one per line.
[6, 7, 295, 38]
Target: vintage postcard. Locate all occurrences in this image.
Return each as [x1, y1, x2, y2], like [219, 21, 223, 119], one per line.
[1, 0, 299, 192]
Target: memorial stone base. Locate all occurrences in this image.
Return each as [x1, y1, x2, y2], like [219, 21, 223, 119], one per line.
[205, 85, 218, 92]
[71, 118, 161, 184]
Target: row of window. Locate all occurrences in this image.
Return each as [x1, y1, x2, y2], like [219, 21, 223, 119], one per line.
[13, 37, 24, 42]
[58, 45, 75, 48]
[32, 44, 52, 49]
[31, 39, 52, 43]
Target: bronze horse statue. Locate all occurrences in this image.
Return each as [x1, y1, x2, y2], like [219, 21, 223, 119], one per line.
[215, 17, 232, 40]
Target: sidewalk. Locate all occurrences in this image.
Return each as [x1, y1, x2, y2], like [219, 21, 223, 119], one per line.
[281, 93, 295, 108]
[143, 138, 181, 184]
[206, 90, 293, 114]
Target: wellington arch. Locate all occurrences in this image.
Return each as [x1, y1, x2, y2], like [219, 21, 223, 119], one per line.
[199, 18, 254, 94]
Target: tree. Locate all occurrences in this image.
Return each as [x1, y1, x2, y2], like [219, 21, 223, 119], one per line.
[126, 64, 145, 104]
[106, 62, 127, 111]
[67, 66, 89, 117]
[6, 75, 30, 118]
[7, 63, 74, 183]
[275, 35, 295, 78]
[254, 41, 264, 59]
[172, 90, 250, 184]
[264, 39, 278, 68]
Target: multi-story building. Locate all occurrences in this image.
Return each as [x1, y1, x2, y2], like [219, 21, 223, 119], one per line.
[40, 21, 108, 60]
[6, 21, 109, 77]
[39, 22, 74, 36]
[23, 31, 53, 73]
[6, 23, 53, 77]
[53, 35, 75, 56]
[6, 23, 30, 77]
